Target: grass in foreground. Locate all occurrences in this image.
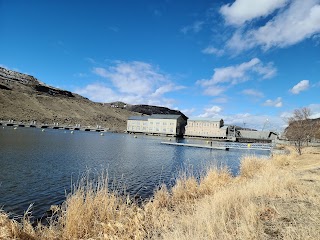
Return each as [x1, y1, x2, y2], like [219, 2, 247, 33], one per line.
[1, 147, 320, 239]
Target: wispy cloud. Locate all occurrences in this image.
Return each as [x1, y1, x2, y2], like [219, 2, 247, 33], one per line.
[309, 103, 320, 118]
[75, 84, 119, 103]
[75, 61, 185, 107]
[108, 26, 120, 32]
[201, 46, 224, 56]
[223, 0, 320, 53]
[181, 108, 195, 116]
[181, 21, 204, 34]
[223, 113, 286, 131]
[263, 97, 283, 107]
[198, 106, 222, 118]
[242, 89, 264, 98]
[92, 61, 169, 95]
[197, 58, 276, 96]
[212, 97, 228, 103]
[197, 108, 286, 130]
[220, 0, 289, 26]
[290, 80, 310, 94]
[73, 73, 88, 78]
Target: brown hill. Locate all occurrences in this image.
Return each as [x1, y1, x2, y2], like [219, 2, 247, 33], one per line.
[0, 67, 139, 131]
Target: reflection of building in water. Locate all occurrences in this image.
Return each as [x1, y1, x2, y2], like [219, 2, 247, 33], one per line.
[127, 114, 187, 137]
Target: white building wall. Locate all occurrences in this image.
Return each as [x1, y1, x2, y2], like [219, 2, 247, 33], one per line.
[127, 118, 178, 135]
[185, 120, 226, 138]
[147, 118, 177, 134]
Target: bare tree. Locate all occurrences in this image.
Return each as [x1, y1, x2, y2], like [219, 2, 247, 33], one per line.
[285, 107, 312, 155]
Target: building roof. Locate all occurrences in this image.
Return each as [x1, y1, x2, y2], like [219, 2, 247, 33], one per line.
[188, 117, 223, 122]
[149, 114, 182, 120]
[128, 116, 148, 121]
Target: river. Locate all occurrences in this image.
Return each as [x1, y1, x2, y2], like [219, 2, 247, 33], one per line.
[0, 126, 269, 219]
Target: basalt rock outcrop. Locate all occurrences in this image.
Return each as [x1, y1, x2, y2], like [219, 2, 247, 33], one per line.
[107, 102, 188, 120]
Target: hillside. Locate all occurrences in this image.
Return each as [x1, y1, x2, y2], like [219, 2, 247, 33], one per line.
[0, 67, 139, 131]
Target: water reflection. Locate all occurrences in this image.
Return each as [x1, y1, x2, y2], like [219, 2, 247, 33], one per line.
[0, 127, 269, 218]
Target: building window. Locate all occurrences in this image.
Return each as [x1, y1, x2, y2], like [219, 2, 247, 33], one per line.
[156, 128, 159, 131]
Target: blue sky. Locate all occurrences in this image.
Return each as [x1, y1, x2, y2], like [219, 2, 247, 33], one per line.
[1, 0, 320, 131]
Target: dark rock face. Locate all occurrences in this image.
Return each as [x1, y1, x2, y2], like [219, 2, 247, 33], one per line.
[106, 102, 188, 120]
[0, 67, 38, 85]
[0, 84, 11, 90]
[127, 104, 179, 115]
[33, 85, 74, 97]
[0, 67, 74, 98]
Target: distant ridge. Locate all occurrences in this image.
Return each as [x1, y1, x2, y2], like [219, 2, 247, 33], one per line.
[106, 102, 188, 120]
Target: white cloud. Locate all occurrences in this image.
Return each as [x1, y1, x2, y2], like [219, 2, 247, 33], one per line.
[181, 21, 204, 34]
[75, 61, 184, 107]
[197, 58, 276, 96]
[212, 97, 228, 103]
[223, 113, 286, 131]
[151, 84, 185, 98]
[198, 106, 222, 118]
[242, 89, 264, 98]
[226, 0, 320, 52]
[263, 97, 283, 107]
[181, 108, 196, 116]
[75, 84, 119, 103]
[93, 61, 168, 95]
[290, 80, 310, 94]
[196, 110, 286, 131]
[220, 0, 288, 26]
[201, 46, 224, 56]
[309, 103, 320, 118]
[73, 73, 88, 78]
[203, 86, 227, 96]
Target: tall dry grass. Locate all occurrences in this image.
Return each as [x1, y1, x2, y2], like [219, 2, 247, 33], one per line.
[1, 149, 320, 239]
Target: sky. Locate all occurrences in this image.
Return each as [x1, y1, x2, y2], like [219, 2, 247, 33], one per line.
[1, 0, 320, 132]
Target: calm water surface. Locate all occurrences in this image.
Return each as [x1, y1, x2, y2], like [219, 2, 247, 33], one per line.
[0, 127, 269, 219]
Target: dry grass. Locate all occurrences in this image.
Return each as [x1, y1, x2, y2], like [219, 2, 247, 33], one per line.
[1, 147, 320, 239]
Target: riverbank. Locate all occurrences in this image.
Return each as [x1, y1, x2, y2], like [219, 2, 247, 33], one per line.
[1, 146, 320, 239]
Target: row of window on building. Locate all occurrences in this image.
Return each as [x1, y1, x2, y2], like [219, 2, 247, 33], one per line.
[127, 114, 226, 138]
